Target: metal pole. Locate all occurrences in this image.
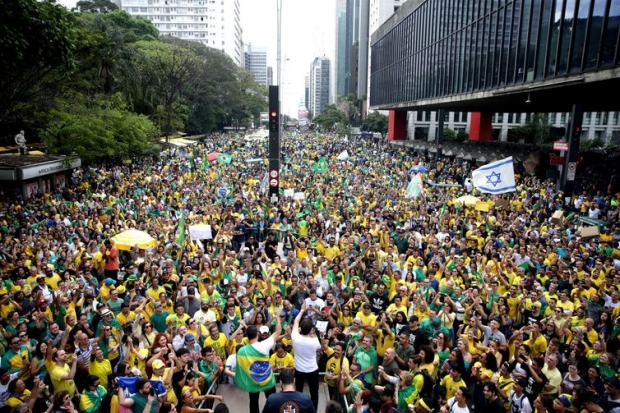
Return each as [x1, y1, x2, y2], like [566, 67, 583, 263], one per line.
[277, 0, 282, 139]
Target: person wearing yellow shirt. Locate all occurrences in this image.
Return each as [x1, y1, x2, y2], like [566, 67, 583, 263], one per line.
[323, 340, 349, 400]
[374, 315, 396, 358]
[386, 296, 409, 319]
[440, 363, 467, 400]
[42, 267, 62, 290]
[165, 302, 190, 328]
[203, 323, 228, 361]
[323, 238, 341, 260]
[116, 304, 137, 327]
[524, 322, 548, 359]
[88, 348, 112, 389]
[270, 343, 295, 372]
[150, 358, 177, 405]
[146, 279, 166, 303]
[355, 304, 378, 335]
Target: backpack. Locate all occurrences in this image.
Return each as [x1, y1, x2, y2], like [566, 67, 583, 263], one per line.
[415, 370, 435, 399]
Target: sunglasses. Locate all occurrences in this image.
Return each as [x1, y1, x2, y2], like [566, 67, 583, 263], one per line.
[11, 341, 20, 345]
[18, 334, 27, 338]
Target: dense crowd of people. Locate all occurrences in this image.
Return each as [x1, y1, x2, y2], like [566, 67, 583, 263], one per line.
[0, 131, 619, 413]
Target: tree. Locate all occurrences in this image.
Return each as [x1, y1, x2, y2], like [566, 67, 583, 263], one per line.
[312, 105, 348, 132]
[37, 93, 157, 163]
[75, 0, 119, 13]
[507, 114, 551, 144]
[361, 111, 388, 134]
[125, 40, 199, 139]
[0, 0, 77, 127]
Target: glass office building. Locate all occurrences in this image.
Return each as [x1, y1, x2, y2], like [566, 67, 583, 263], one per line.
[370, 0, 620, 107]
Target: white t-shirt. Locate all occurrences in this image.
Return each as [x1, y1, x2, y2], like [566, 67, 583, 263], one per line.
[291, 330, 320, 373]
[445, 397, 470, 413]
[225, 354, 237, 384]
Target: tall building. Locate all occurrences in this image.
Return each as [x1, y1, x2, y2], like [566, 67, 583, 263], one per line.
[309, 57, 331, 117]
[117, 0, 244, 67]
[342, 0, 404, 120]
[244, 44, 268, 87]
[304, 75, 310, 113]
[367, 0, 405, 114]
[334, 0, 347, 101]
[267, 67, 273, 86]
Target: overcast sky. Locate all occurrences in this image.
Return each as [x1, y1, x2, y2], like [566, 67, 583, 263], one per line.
[57, 0, 336, 117]
[240, 0, 336, 117]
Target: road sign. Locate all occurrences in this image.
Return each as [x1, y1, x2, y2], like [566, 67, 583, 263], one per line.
[269, 170, 279, 178]
[269, 178, 278, 187]
[567, 162, 577, 181]
[553, 141, 569, 151]
[549, 156, 565, 166]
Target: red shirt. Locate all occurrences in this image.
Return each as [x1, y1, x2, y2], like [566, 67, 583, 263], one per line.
[102, 246, 119, 271]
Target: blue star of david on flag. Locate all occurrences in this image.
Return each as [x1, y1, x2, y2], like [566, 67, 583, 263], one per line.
[486, 171, 501, 187]
[471, 157, 516, 194]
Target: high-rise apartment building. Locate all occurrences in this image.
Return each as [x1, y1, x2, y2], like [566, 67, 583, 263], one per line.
[309, 57, 331, 117]
[337, 0, 406, 118]
[117, 0, 244, 67]
[244, 44, 268, 87]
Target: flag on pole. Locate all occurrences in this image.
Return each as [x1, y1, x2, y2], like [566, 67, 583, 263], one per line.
[313, 157, 327, 173]
[189, 153, 195, 174]
[405, 173, 424, 199]
[471, 157, 516, 194]
[218, 154, 233, 164]
[201, 158, 209, 171]
[260, 173, 268, 195]
[176, 214, 186, 245]
[439, 202, 447, 218]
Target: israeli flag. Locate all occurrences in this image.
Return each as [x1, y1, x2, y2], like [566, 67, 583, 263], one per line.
[472, 157, 516, 194]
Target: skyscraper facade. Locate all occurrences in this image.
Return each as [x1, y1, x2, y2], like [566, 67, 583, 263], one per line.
[309, 57, 331, 117]
[244, 44, 268, 87]
[118, 0, 244, 66]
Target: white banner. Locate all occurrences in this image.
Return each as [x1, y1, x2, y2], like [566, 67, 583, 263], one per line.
[189, 224, 212, 240]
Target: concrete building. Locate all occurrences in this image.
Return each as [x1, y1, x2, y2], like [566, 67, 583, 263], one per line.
[309, 57, 331, 117]
[334, 0, 347, 101]
[407, 110, 620, 144]
[118, 0, 244, 67]
[244, 44, 268, 87]
[304, 75, 310, 115]
[267, 67, 273, 86]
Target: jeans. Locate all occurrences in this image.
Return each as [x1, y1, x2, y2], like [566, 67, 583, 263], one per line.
[295, 369, 319, 411]
[249, 386, 276, 413]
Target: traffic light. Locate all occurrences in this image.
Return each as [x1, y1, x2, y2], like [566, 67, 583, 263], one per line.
[269, 110, 278, 133]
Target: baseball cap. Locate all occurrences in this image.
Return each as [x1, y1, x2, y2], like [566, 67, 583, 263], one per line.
[152, 359, 165, 369]
[514, 378, 527, 388]
[101, 309, 112, 316]
[185, 334, 195, 342]
[259, 326, 270, 334]
[104, 278, 116, 285]
[154, 302, 162, 308]
[556, 394, 572, 407]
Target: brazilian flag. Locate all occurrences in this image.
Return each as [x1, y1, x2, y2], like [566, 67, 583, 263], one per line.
[234, 344, 275, 392]
[313, 157, 327, 173]
[218, 153, 233, 164]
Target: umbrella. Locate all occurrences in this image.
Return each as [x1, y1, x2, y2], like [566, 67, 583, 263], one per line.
[410, 165, 429, 173]
[207, 152, 219, 162]
[454, 195, 481, 206]
[111, 229, 157, 251]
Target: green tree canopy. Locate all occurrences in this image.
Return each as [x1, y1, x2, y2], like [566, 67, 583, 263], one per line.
[361, 111, 388, 134]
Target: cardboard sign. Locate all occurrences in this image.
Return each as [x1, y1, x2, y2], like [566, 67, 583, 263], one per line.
[551, 210, 564, 225]
[189, 224, 213, 240]
[475, 201, 490, 212]
[494, 199, 510, 209]
[577, 226, 600, 239]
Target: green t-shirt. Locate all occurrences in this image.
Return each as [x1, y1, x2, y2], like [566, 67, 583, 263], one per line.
[150, 311, 170, 333]
[130, 393, 158, 413]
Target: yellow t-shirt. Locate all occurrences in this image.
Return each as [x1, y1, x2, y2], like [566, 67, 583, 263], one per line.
[89, 359, 113, 389]
[270, 352, 295, 370]
[50, 363, 76, 397]
[324, 347, 349, 387]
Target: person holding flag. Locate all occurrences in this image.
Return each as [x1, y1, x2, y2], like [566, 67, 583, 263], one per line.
[234, 309, 283, 413]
